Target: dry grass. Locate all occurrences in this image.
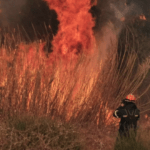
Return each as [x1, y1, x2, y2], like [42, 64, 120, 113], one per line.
[0, 26, 149, 149]
[0, 115, 83, 150]
[0, 29, 149, 121]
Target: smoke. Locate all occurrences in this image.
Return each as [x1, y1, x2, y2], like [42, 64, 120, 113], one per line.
[110, 1, 142, 19]
[0, 0, 27, 27]
[0, 0, 60, 45]
[93, 0, 143, 59]
[94, 0, 143, 35]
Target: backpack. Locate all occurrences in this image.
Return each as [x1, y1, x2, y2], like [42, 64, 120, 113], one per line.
[123, 109, 138, 124]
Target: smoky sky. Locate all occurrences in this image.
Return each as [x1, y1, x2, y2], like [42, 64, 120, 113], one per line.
[0, 0, 26, 26]
[0, 0, 59, 42]
[0, 0, 150, 41]
[92, 0, 147, 31]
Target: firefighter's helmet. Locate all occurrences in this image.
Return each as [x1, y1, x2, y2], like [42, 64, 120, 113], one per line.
[126, 94, 136, 101]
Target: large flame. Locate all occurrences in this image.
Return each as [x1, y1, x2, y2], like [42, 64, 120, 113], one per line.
[44, 0, 96, 60]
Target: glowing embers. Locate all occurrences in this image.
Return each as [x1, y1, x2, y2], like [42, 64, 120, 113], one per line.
[139, 15, 146, 21]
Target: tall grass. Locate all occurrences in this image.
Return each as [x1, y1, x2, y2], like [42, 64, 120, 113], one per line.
[0, 27, 149, 128]
[0, 25, 149, 150]
[114, 128, 150, 150]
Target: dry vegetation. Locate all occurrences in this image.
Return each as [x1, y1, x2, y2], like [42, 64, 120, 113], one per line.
[0, 27, 150, 150]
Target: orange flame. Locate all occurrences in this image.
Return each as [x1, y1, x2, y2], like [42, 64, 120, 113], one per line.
[44, 0, 96, 60]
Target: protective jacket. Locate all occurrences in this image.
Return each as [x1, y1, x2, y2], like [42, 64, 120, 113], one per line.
[113, 99, 140, 137]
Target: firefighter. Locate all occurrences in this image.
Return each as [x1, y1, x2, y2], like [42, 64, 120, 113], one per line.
[113, 94, 140, 138]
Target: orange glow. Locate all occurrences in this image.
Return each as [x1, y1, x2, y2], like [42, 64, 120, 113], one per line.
[139, 15, 146, 21]
[120, 17, 125, 22]
[145, 114, 148, 119]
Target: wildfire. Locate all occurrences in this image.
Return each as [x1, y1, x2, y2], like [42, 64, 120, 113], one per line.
[0, 0, 117, 127]
[44, 0, 96, 60]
